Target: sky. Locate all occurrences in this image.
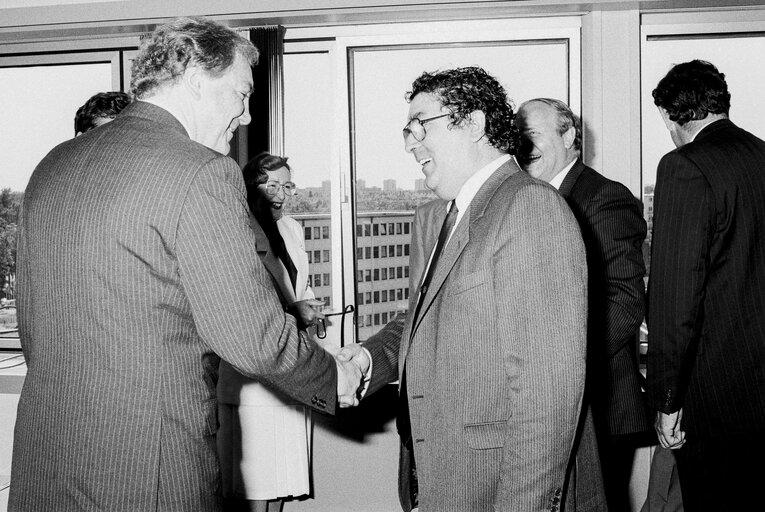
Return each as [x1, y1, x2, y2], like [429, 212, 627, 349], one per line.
[5, 35, 765, 196]
[0, 62, 113, 192]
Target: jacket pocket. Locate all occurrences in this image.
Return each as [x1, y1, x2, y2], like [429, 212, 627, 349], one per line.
[450, 267, 489, 296]
[464, 420, 507, 450]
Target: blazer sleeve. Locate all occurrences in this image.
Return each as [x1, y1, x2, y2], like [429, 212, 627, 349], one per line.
[646, 151, 714, 414]
[176, 156, 338, 413]
[361, 202, 434, 394]
[494, 184, 588, 510]
[588, 182, 647, 356]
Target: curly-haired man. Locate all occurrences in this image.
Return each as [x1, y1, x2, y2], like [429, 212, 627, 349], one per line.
[647, 59, 765, 511]
[339, 66, 588, 511]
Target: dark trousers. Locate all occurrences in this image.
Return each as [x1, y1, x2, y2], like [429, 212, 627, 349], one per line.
[674, 430, 765, 511]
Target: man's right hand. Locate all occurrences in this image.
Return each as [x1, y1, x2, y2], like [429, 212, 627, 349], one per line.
[336, 357, 364, 408]
[655, 409, 686, 449]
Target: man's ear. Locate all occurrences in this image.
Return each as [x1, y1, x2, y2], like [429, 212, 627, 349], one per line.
[467, 110, 487, 143]
[182, 65, 204, 100]
[562, 125, 576, 150]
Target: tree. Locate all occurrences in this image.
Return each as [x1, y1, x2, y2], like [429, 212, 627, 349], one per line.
[0, 188, 22, 299]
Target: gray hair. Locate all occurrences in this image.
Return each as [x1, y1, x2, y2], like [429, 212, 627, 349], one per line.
[130, 16, 259, 99]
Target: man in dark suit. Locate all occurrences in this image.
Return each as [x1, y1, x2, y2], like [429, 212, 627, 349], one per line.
[10, 16, 362, 512]
[515, 98, 650, 512]
[647, 59, 765, 511]
[339, 67, 588, 511]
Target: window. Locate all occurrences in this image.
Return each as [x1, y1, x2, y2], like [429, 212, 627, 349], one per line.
[313, 250, 321, 263]
[0, 51, 123, 350]
[286, 19, 579, 343]
[322, 226, 329, 239]
[304, 227, 312, 240]
[323, 250, 330, 263]
[641, 22, 765, 266]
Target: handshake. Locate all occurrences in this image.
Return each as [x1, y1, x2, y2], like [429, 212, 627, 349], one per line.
[334, 344, 371, 408]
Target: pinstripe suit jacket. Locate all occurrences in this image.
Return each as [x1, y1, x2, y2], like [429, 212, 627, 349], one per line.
[646, 119, 765, 438]
[559, 160, 649, 438]
[10, 101, 337, 512]
[364, 161, 588, 511]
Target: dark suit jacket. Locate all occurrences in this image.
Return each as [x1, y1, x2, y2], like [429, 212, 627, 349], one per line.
[647, 119, 765, 438]
[10, 101, 337, 511]
[364, 161, 588, 511]
[559, 159, 649, 438]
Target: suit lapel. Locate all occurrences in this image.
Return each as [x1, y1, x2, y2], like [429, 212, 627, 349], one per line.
[409, 160, 519, 338]
[557, 158, 585, 198]
[249, 215, 297, 305]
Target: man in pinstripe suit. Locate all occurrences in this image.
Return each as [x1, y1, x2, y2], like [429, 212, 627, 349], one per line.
[647, 59, 765, 511]
[340, 67, 588, 511]
[10, 17, 361, 512]
[516, 99, 650, 512]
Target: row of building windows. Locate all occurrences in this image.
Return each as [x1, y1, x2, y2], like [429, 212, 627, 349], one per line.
[356, 244, 410, 260]
[358, 310, 403, 328]
[356, 222, 411, 237]
[357, 287, 410, 305]
[304, 226, 330, 240]
[307, 249, 330, 264]
[311, 273, 331, 288]
[357, 265, 410, 283]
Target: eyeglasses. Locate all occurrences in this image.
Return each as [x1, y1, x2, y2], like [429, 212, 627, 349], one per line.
[316, 305, 355, 341]
[402, 113, 450, 142]
[263, 180, 297, 196]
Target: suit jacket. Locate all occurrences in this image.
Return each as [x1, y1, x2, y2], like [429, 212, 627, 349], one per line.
[364, 161, 588, 511]
[10, 101, 337, 512]
[647, 119, 765, 438]
[559, 159, 649, 437]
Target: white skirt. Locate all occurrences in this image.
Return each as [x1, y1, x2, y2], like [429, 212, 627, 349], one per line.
[218, 398, 312, 500]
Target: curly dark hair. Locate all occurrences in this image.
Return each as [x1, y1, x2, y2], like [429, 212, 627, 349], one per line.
[74, 91, 132, 135]
[652, 59, 730, 126]
[407, 66, 517, 154]
[130, 16, 259, 99]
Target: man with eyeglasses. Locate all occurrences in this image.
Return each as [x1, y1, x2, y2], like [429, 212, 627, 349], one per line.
[339, 66, 588, 511]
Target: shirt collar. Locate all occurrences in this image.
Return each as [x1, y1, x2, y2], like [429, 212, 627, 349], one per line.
[548, 158, 578, 190]
[452, 154, 512, 219]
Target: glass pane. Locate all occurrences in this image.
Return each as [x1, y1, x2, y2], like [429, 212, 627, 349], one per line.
[283, 52, 335, 314]
[639, 33, 765, 364]
[351, 41, 571, 340]
[0, 62, 113, 345]
[641, 34, 765, 261]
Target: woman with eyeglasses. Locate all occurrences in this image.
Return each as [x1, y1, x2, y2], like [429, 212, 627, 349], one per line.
[218, 151, 329, 512]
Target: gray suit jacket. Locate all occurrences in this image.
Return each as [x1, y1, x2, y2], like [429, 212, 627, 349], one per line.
[10, 101, 337, 511]
[364, 161, 588, 511]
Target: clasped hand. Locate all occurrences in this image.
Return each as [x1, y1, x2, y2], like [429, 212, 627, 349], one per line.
[286, 299, 325, 330]
[335, 344, 371, 408]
